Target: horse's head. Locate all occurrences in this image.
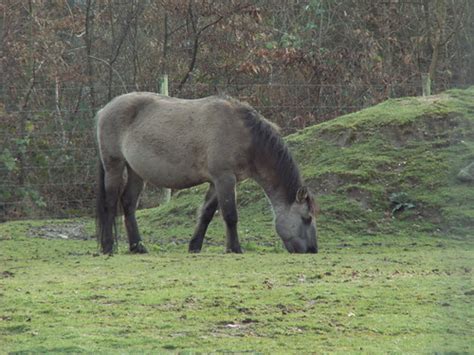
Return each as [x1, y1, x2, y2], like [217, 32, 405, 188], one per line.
[275, 186, 318, 253]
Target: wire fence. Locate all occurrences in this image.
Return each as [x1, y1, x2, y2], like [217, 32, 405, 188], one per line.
[1, 81, 470, 221]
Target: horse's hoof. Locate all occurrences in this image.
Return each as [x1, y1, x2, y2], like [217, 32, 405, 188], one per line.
[226, 247, 243, 254]
[188, 248, 202, 253]
[130, 242, 148, 254]
[101, 245, 114, 255]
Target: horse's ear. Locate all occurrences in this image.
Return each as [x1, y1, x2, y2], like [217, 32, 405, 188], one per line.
[296, 186, 309, 203]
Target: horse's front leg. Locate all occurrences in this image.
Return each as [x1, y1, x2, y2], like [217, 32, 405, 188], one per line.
[189, 184, 218, 253]
[214, 174, 242, 253]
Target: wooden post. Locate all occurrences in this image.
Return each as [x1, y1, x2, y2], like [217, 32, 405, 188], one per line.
[421, 73, 431, 96]
[158, 74, 171, 203]
[159, 74, 169, 96]
[159, 14, 170, 203]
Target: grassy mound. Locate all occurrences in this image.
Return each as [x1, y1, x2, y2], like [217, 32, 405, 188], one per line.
[296, 86, 474, 238]
[137, 87, 474, 249]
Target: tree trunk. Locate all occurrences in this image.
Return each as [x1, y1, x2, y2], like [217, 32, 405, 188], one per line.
[428, 0, 446, 90]
[85, 0, 96, 110]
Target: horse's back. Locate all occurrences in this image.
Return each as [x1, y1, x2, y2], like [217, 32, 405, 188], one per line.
[97, 92, 253, 188]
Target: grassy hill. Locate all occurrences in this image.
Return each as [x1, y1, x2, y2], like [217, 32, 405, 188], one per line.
[0, 87, 473, 353]
[136, 86, 474, 250]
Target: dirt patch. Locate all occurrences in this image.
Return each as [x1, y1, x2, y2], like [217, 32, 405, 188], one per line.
[309, 172, 360, 195]
[347, 187, 372, 209]
[335, 128, 358, 147]
[28, 222, 93, 240]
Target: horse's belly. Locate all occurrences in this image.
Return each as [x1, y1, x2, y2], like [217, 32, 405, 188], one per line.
[124, 149, 208, 189]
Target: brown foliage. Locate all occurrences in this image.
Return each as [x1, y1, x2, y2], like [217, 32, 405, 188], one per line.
[1, 0, 473, 219]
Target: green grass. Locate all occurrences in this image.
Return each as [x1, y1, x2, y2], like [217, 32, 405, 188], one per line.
[1, 87, 473, 353]
[0, 225, 472, 353]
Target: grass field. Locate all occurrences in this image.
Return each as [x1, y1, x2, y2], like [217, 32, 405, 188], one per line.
[0, 221, 472, 353]
[1, 87, 473, 353]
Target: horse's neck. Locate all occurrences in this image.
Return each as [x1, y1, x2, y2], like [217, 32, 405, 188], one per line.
[252, 168, 289, 216]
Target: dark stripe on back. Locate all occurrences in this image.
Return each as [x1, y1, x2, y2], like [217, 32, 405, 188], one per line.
[239, 105, 302, 204]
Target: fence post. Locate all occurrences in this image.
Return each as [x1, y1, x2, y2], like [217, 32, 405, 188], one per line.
[160, 74, 169, 96]
[421, 73, 431, 96]
[158, 74, 171, 203]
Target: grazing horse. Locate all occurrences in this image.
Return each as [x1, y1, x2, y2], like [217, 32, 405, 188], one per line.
[96, 92, 318, 254]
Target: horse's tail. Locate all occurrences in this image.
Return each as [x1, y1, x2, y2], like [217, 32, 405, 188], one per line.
[96, 159, 117, 254]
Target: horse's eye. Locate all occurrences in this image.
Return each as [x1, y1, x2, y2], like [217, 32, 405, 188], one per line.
[302, 216, 312, 225]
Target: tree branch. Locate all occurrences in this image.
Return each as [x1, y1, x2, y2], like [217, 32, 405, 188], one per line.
[89, 55, 127, 92]
[176, 4, 252, 92]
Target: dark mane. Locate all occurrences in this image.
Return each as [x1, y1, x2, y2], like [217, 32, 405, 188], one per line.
[239, 104, 302, 204]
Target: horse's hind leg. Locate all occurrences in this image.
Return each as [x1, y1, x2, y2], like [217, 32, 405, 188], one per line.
[189, 184, 218, 253]
[98, 159, 124, 254]
[214, 174, 242, 253]
[121, 165, 147, 253]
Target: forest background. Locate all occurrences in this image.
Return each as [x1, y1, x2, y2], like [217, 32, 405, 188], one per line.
[1, 0, 473, 220]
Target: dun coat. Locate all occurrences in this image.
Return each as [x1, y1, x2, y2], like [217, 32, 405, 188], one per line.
[96, 92, 317, 254]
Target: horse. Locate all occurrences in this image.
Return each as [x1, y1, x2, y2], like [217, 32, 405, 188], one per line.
[96, 92, 318, 254]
